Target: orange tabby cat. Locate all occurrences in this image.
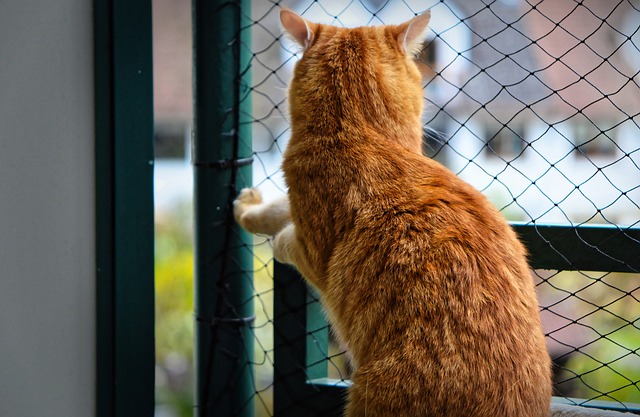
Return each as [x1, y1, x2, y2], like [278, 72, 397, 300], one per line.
[234, 9, 552, 417]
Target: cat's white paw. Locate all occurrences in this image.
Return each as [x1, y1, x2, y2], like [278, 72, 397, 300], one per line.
[233, 188, 262, 222]
[234, 187, 266, 233]
[236, 187, 263, 205]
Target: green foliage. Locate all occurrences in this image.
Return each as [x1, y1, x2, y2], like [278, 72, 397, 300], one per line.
[562, 272, 640, 403]
[155, 203, 194, 417]
[154, 204, 277, 417]
[565, 326, 640, 403]
[543, 271, 640, 404]
[252, 241, 276, 417]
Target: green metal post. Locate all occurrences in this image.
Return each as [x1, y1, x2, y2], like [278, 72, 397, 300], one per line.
[193, 0, 254, 416]
[95, 0, 155, 415]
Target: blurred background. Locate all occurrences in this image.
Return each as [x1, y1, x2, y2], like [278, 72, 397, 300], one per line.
[152, 1, 640, 415]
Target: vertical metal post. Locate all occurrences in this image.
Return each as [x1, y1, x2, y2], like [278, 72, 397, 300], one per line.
[193, 0, 253, 416]
[95, 0, 155, 415]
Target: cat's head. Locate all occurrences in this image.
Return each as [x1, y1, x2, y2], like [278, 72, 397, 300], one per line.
[280, 9, 431, 139]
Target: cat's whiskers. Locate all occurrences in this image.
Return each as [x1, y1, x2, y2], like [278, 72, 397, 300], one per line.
[422, 124, 447, 145]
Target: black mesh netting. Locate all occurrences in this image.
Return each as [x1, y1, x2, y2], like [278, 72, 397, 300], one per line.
[217, 0, 640, 415]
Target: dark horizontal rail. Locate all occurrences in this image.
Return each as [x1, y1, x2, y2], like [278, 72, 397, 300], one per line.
[512, 223, 640, 273]
[306, 380, 640, 415]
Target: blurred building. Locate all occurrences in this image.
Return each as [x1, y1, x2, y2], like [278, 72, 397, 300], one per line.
[153, 0, 193, 210]
[153, 0, 640, 225]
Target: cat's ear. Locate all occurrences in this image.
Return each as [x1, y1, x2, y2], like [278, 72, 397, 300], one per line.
[280, 9, 316, 51]
[397, 11, 431, 55]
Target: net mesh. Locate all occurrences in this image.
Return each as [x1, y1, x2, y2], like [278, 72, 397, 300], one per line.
[234, 0, 640, 415]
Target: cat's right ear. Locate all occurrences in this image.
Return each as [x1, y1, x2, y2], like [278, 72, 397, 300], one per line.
[280, 9, 316, 51]
[397, 11, 431, 56]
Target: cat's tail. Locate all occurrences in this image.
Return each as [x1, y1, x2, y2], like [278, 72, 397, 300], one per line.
[550, 403, 635, 417]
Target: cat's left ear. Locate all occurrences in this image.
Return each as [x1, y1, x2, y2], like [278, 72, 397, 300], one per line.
[280, 9, 317, 52]
[397, 11, 431, 55]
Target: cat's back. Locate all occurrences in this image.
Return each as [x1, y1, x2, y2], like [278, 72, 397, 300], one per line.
[334, 146, 539, 317]
[326, 150, 552, 416]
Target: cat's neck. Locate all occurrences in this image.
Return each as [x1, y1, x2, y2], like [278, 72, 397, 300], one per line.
[290, 118, 423, 155]
[288, 87, 424, 154]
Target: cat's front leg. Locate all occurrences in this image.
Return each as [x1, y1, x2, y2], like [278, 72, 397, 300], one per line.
[234, 188, 322, 289]
[233, 188, 291, 236]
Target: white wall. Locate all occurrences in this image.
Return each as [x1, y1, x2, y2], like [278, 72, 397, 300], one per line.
[0, 0, 95, 416]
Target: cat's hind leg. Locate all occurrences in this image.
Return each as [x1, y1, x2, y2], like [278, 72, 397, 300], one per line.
[273, 223, 322, 289]
[233, 188, 291, 236]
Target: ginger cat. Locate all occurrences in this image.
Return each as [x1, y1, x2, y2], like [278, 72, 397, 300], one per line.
[234, 9, 552, 417]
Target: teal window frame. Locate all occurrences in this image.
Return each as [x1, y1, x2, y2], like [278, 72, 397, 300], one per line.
[274, 224, 640, 416]
[94, 0, 155, 416]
